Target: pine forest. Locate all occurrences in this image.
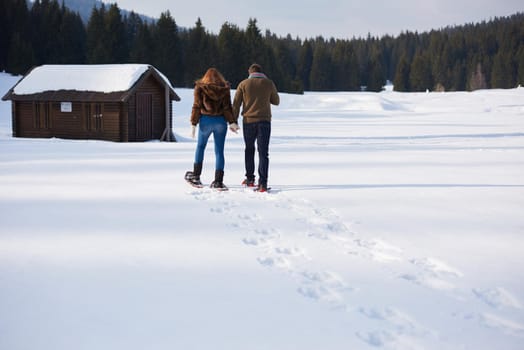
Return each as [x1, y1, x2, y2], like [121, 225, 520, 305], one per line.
[1, 0, 523, 93]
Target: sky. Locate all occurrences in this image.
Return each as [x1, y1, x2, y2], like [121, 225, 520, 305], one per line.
[103, 0, 523, 39]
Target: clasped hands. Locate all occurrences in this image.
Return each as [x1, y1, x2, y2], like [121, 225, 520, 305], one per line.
[191, 122, 240, 138]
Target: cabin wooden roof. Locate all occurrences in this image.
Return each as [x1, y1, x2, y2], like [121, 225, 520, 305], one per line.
[2, 64, 180, 102]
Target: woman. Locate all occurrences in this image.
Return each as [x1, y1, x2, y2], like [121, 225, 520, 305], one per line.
[184, 68, 239, 190]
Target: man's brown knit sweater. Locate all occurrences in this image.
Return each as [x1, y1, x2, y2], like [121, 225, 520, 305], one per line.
[233, 74, 280, 124]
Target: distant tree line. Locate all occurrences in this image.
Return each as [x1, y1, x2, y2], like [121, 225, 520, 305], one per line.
[1, 0, 523, 93]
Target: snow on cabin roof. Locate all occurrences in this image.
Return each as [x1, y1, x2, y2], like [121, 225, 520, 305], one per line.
[12, 64, 173, 95]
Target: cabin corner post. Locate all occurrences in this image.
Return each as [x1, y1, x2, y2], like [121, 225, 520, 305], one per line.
[161, 85, 173, 142]
[121, 103, 129, 142]
[11, 102, 17, 137]
[170, 102, 176, 142]
[166, 85, 170, 141]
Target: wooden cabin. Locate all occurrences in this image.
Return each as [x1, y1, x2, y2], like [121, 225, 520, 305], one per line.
[2, 64, 180, 142]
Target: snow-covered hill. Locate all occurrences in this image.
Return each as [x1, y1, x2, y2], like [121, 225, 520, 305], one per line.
[1, 72, 524, 349]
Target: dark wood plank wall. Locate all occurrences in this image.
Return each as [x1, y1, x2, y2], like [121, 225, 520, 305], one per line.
[53, 102, 83, 138]
[99, 102, 121, 141]
[14, 101, 123, 141]
[127, 93, 137, 141]
[128, 75, 166, 141]
[10, 71, 175, 142]
[120, 102, 129, 142]
[14, 101, 49, 138]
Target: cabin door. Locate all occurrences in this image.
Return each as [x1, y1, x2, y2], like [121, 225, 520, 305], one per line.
[84, 103, 103, 135]
[136, 93, 153, 140]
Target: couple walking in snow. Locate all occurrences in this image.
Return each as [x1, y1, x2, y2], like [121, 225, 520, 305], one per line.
[185, 63, 280, 192]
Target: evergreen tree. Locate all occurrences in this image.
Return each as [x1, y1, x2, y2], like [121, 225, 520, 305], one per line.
[366, 51, 385, 92]
[86, 4, 108, 63]
[451, 60, 466, 91]
[393, 54, 410, 91]
[296, 40, 313, 91]
[1, 1, 523, 92]
[217, 22, 246, 87]
[409, 51, 433, 91]
[380, 35, 395, 81]
[30, 0, 63, 64]
[184, 18, 213, 85]
[245, 18, 266, 65]
[331, 40, 359, 91]
[437, 44, 454, 90]
[309, 38, 333, 91]
[347, 49, 361, 91]
[2, 0, 33, 73]
[58, 6, 86, 63]
[468, 63, 488, 90]
[272, 36, 302, 93]
[428, 31, 450, 90]
[391, 31, 417, 75]
[152, 11, 182, 86]
[129, 20, 154, 64]
[491, 49, 514, 88]
[104, 4, 127, 63]
[517, 46, 524, 86]
[244, 18, 281, 85]
[123, 11, 143, 62]
[7, 31, 35, 74]
[262, 43, 284, 90]
[0, 0, 9, 70]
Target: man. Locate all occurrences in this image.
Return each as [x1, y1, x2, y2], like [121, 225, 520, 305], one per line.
[232, 63, 280, 192]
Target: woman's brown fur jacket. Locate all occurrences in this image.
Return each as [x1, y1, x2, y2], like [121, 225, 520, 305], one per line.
[190, 82, 235, 125]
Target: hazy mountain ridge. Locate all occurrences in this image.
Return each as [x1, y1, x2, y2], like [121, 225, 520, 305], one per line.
[33, 0, 156, 23]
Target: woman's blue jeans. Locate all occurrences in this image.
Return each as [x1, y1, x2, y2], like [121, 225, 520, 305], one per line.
[194, 115, 227, 171]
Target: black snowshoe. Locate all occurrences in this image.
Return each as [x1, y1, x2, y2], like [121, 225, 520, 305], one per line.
[210, 170, 228, 191]
[185, 171, 203, 188]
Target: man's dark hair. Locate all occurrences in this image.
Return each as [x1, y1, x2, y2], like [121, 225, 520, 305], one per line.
[248, 63, 262, 73]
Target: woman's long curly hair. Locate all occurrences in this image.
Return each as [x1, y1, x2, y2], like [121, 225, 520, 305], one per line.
[198, 68, 228, 86]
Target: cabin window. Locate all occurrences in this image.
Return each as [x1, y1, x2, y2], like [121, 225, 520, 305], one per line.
[61, 102, 72, 112]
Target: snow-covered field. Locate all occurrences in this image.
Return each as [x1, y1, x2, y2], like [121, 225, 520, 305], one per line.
[1, 72, 523, 350]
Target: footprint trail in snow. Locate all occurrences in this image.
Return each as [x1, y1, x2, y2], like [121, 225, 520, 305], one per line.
[187, 187, 524, 348]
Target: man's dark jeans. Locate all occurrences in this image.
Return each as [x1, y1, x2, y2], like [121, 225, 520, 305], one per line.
[243, 121, 271, 186]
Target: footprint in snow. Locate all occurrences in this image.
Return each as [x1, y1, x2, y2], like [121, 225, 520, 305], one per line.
[230, 212, 262, 229]
[297, 284, 345, 306]
[257, 256, 291, 269]
[276, 196, 353, 239]
[459, 312, 524, 337]
[254, 227, 279, 236]
[195, 188, 358, 312]
[301, 270, 353, 292]
[188, 188, 222, 201]
[347, 238, 404, 263]
[410, 257, 464, 278]
[209, 198, 238, 213]
[242, 236, 271, 247]
[275, 246, 309, 259]
[398, 257, 464, 292]
[477, 313, 524, 337]
[297, 270, 353, 308]
[472, 287, 523, 310]
[357, 306, 435, 348]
